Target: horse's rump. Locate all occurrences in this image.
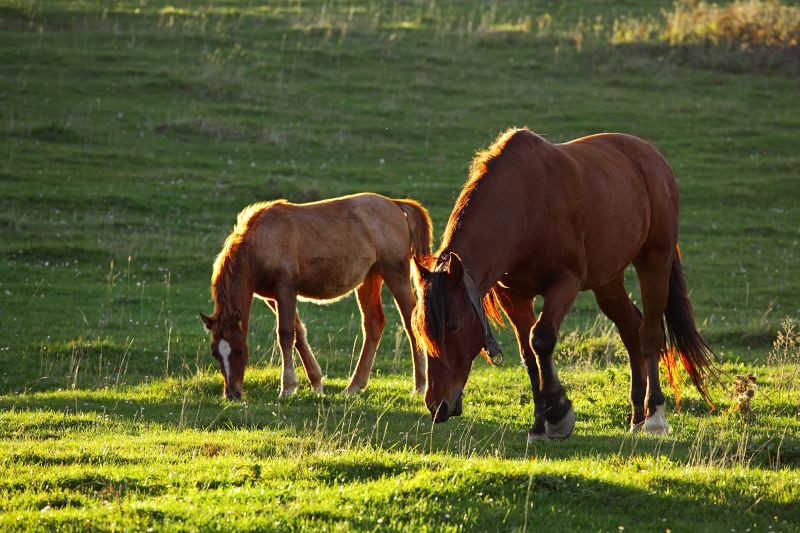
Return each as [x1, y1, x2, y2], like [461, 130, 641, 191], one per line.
[392, 199, 433, 257]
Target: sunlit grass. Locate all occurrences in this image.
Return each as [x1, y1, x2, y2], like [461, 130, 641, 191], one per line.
[1, 0, 799, 529]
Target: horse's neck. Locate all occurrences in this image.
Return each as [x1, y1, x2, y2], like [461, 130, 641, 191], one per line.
[443, 199, 519, 294]
[215, 271, 254, 328]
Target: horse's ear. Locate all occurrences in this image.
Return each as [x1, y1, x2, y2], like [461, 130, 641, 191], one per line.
[199, 312, 215, 331]
[447, 252, 465, 282]
[413, 256, 431, 279]
[231, 309, 243, 331]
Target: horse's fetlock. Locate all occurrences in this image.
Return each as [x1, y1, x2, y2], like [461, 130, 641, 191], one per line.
[543, 394, 572, 423]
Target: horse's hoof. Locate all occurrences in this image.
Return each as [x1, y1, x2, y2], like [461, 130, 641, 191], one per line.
[643, 404, 671, 435]
[342, 384, 364, 395]
[278, 386, 297, 399]
[545, 407, 576, 440]
[527, 430, 547, 443]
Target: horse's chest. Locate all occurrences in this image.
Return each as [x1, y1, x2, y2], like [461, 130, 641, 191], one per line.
[499, 270, 546, 297]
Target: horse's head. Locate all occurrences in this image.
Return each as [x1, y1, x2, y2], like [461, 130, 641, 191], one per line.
[200, 310, 248, 401]
[412, 253, 499, 423]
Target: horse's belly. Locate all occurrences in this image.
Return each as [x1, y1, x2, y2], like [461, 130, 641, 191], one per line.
[295, 255, 374, 300]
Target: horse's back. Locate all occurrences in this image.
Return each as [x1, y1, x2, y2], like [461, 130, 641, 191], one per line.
[553, 133, 679, 287]
[247, 193, 411, 299]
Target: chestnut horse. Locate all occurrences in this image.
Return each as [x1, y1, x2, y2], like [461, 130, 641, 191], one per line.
[201, 193, 432, 400]
[412, 128, 717, 440]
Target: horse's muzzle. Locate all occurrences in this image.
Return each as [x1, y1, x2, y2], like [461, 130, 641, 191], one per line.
[225, 384, 243, 401]
[428, 390, 463, 423]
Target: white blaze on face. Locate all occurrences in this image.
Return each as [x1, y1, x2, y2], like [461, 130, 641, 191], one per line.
[218, 339, 232, 382]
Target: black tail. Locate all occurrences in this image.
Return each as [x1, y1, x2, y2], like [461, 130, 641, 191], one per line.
[394, 199, 433, 257]
[663, 250, 720, 408]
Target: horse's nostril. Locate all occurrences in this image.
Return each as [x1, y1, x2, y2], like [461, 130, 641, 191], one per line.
[226, 389, 243, 401]
[428, 400, 451, 423]
[452, 394, 463, 417]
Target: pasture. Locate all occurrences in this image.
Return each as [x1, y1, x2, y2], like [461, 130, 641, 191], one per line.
[1, 0, 799, 530]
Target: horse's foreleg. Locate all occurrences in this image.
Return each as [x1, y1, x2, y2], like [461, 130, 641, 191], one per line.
[345, 272, 385, 395]
[275, 291, 299, 399]
[532, 276, 579, 440]
[495, 288, 544, 442]
[592, 277, 647, 430]
[266, 299, 323, 393]
[383, 269, 426, 395]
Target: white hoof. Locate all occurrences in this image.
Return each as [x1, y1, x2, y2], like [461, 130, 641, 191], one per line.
[278, 384, 297, 399]
[643, 404, 671, 435]
[545, 407, 576, 440]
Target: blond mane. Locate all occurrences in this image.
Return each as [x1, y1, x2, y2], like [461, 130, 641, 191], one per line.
[211, 200, 287, 310]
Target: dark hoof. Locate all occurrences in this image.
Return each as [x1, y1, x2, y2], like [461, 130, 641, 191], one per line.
[527, 413, 546, 443]
[527, 429, 547, 443]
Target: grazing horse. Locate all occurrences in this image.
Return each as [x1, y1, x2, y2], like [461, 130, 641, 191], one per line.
[412, 128, 717, 439]
[201, 193, 432, 400]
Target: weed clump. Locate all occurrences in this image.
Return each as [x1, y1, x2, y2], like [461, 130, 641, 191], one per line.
[729, 373, 757, 415]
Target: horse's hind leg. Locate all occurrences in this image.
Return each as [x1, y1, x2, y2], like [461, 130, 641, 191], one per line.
[532, 274, 580, 440]
[494, 288, 544, 442]
[274, 289, 300, 399]
[634, 247, 673, 434]
[592, 275, 647, 430]
[265, 300, 323, 394]
[383, 267, 426, 395]
[344, 271, 386, 395]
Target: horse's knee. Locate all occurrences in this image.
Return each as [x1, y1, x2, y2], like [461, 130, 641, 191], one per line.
[639, 324, 664, 355]
[277, 324, 296, 347]
[364, 307, 386, 338]
[531, 327, 557, 357]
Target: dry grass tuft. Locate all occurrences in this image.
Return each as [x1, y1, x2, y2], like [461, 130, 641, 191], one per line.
[613, 0, 800, 48]
[662, 0, 800, 48]
[767, 318, 800, 396]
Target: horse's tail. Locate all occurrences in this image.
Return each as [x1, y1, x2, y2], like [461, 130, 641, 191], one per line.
[394, 199, 433, 257]
[662, 246, 720, 409]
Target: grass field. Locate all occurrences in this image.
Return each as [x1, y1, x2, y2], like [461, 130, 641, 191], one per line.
[1, 0, 799, 530]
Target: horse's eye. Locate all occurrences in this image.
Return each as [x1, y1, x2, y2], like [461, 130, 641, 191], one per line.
[237, 350, 244, 357]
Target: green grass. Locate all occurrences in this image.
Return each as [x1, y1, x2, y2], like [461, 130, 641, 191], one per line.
[1, 0, 799, 530]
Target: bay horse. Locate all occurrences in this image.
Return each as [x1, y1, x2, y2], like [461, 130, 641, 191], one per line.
[200, 193, 432, 400]
[412, 128, 717, 440]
